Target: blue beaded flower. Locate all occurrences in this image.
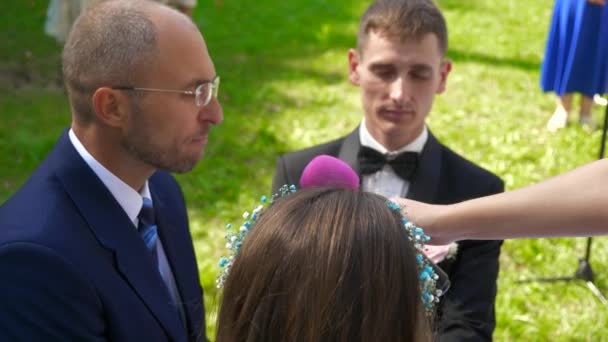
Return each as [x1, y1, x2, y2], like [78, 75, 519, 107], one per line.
[386, 200, 443, 311]
[216, 184, 296, 288]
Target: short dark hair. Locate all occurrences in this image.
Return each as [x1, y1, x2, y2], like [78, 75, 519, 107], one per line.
[357, 0, 448, 56]
[62, 0, 159, 124]
[217, 188, 430, 342]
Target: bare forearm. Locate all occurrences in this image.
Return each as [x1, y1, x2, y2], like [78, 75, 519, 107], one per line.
[441, 159, 608, 240]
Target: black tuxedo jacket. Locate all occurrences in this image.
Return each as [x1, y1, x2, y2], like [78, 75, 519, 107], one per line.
[272, 127, 503, 342]
[0, 131, 206, 341]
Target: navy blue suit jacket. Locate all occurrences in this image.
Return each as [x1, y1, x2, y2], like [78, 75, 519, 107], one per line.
[0, 131, 206, 341]
[272, 128, 504, 342]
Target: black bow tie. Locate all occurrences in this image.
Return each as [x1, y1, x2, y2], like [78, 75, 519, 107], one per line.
[357, 146, 419, 181]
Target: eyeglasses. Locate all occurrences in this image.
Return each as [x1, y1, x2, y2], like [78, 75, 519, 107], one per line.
[111, 75, 220, 107]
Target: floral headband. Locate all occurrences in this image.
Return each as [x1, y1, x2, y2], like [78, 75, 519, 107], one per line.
[217, 184, 445, 312]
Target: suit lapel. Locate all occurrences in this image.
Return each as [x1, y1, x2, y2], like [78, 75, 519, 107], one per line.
[406, 131, 442, 203]
[151, 187, 200, 336]
[52, 131, 186, 341]
[337, 127, 362, 175]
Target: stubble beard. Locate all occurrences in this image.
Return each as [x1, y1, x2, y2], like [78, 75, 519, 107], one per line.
[122, 103, 201, 174]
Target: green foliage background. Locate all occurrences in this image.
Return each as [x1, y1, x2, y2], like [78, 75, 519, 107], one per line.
[1, 1, 608, 340]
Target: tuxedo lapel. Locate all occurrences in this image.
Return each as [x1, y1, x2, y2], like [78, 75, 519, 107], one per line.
[404, 131, 442, 203]
[337, 127, 362, 175]
[51, 132, 186, 342]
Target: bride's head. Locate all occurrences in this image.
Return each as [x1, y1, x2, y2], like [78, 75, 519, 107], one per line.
[216, 187, 431, 342]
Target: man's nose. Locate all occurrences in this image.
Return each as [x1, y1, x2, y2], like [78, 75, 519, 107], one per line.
[198, 98, 224, 125]
[389, 76, 410, 103]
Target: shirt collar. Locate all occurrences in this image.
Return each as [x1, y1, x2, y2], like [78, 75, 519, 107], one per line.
[359, 119, 428, 155]
[69, 129, 151, 227]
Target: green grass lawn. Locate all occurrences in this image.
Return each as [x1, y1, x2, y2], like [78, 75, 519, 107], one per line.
[2, 1, 608, 340]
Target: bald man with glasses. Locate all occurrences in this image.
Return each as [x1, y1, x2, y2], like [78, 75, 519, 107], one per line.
[0, 1, 222, 340]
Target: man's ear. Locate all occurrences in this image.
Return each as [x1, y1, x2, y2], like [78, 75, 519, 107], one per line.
[91, 87, 130, 128]
[348, 48, 361, 86]
[436, 59, 452, 94]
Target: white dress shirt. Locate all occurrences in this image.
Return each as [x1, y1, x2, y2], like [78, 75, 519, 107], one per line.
[359, 120, 428, 198]
[358, 124, 456, 263]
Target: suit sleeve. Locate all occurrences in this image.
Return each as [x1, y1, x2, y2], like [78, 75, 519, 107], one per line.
[0, 242, 105, 342]
[437, 178, 504, 342]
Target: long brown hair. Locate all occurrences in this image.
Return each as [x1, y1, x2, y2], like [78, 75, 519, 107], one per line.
[217, 188, 430, 341]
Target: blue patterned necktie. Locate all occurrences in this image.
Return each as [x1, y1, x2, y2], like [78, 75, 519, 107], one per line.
[138, 198, 182, 315]
[138, 197, 159, 268]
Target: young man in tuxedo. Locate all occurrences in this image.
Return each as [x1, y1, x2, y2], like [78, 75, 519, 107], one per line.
[272, 0, 503, 340]
[0, 1, 222, 340]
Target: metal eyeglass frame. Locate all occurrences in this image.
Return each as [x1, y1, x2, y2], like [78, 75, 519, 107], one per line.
[111, 75, 220, 107]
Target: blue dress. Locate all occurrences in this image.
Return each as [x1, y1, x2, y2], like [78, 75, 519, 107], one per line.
[540, 1, 608, 97]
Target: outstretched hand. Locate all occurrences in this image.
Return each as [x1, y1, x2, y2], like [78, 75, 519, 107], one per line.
[390, 197, 457, 245]
[588, 0, 606, 6]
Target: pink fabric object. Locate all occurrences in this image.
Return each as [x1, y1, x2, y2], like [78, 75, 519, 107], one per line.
[299, 155, 360, 190]
[423, 243, 453, 263]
